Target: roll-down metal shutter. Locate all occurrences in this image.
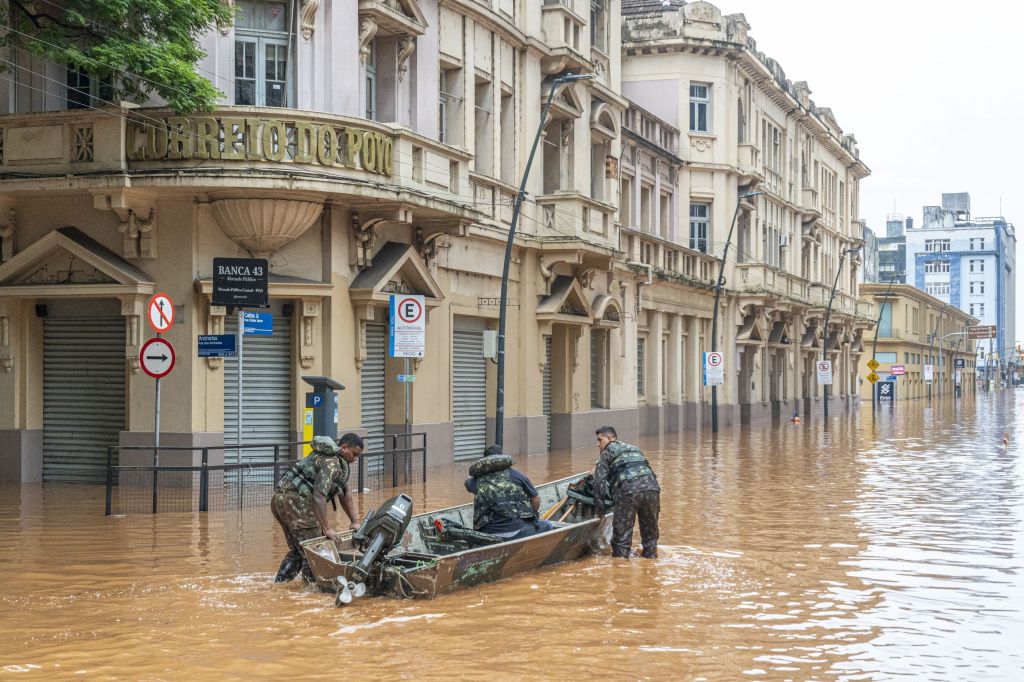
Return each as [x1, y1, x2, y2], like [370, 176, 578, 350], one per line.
[361, 323, 386, 457]
[224, 314, 292, 463]
[452, 327, 487, 461]
[43, 317, 125, 482]
[542, 335, 552, 450]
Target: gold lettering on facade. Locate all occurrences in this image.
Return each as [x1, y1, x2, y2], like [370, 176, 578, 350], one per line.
[126, 116, 394, 177]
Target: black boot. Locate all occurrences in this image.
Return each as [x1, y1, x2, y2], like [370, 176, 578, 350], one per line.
[275, 554, 302, 582]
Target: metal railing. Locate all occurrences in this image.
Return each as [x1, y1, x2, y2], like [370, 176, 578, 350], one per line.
[356, 432, 428, 493]
[105, 434, 428, 515]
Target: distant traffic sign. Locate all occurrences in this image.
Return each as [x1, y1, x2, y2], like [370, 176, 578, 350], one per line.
[866, 371, 880, 384]
[954, 358, 966, 369]
[703, 351, 724, 386]
[923, 364, 934, 383]
[967, 325, 997, 340]
[816, 360, 833, 385]
[148, 293, 175, 334]
[867, 357, 880, 371]
[140, 337, 175, 379]
[890, 364, 906, 376]
[397, 374, 417, 383]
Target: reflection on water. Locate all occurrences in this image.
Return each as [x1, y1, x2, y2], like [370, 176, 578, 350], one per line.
[2, 392, 1023, 679]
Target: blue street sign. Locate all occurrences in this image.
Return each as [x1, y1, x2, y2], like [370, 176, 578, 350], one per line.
[877, 381, 896, 402]
[198, 334, 237, 358]
[397, 374, 417, 383]
[243, 311, 273, 335]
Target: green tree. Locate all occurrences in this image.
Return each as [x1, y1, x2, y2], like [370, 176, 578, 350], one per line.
[1, 0, 233, 112]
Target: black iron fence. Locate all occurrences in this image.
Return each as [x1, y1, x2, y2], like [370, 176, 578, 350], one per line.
[104, 433, 428, 515]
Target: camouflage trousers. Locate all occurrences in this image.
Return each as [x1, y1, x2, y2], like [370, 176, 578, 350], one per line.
[611, 490, 660, 559]
[271, 489, 321, 580]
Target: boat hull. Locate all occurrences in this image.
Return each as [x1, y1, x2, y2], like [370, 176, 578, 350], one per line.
[301, 472, 611, 600]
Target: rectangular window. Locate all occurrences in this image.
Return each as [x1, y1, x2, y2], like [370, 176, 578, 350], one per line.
[970, 303, 985, 317]
[689, 83, 710, 133]
[924, 239, 951, 252]
[234, 1, 290, 107]
[877, 351, 898, 363]
[924, 260, 950, 274]
[970, 237, 986, 250]
[689, 202, 710, 253]
[365, 41, 377, 120]
[878, 302, 893, 337]
[970, 259, 985, 273]
[66, 66, 112, 109]
[970, 280, 985, 295]
[925, 283, 949, 297]
[590, 0, 608, 52]
[636, 338, 646, 397]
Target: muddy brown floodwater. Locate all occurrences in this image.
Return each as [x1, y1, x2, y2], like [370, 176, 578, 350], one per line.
[2, 392, 1024, 680]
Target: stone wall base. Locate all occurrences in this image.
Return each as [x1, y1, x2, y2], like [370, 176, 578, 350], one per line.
[0, 429, 42, 484]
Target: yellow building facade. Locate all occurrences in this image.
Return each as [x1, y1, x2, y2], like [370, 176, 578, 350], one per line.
[858, 284, 978, 401]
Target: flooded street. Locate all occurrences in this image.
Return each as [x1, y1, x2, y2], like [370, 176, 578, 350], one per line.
[2, 392, 1024, 680]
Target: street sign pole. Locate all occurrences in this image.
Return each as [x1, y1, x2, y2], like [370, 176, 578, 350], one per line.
[153, 331, 161, 513]
[237, 307, 244, 453]
[404, 357, 411, 436]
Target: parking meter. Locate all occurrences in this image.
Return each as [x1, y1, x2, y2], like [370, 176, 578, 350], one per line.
[302, 376, 345, 451]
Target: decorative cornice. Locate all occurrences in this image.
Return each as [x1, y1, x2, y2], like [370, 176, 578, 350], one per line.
[300, 0, 320, 40]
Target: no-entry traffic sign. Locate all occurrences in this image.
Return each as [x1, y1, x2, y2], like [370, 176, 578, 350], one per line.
[389, 294, 426, 358]
[140, 337, 176, 379]
[148, 292, 175, 334]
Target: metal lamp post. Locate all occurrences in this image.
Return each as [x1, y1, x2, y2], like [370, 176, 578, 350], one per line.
[822, 246, 861, 419]
[709, 188, 763, 434]
[870, 277, 898, 410]
[494, 72, 594, 450]
[926, 303, 949, 402]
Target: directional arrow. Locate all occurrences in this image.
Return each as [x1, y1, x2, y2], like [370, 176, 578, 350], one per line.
[146, 354, 169, 362]
[140, 338, 175, 379]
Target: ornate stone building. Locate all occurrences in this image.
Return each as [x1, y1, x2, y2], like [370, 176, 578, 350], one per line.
[621, 0, 875, 423]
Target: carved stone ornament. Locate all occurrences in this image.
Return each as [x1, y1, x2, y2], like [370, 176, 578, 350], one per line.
[206, 305, 227, 369]
[691, 137, 712, 153]
[359, 17, 378, 64]
[118, 207, 157, 259]
[120, 296, 146, 374]
[0, 207, 15, 262]
[218, 0, 234, 35]
[352, 213, 383, 269]
[299, 299, 321, 369]
[300, 0, 319, 40]
[210, 198, 323, 257]
[397, 37, 416, 81]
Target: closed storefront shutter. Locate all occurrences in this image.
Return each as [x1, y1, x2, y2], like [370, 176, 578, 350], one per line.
[43, 317, 125, 483]
[590, 331, 601, 409]
[361, 322, 387, 458]
[543, 335, 552, 450]
[452, 326, 486, 461]
[224, 314, 292, 463]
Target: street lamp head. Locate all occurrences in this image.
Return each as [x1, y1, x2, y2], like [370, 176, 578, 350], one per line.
[554, 73, 595, 84]
[741, 190, 764, 199]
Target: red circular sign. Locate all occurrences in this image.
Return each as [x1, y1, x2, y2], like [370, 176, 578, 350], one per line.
[397, 296, 423, 324]
[147, 292, 175, 334]
[140, 337, 176, 379]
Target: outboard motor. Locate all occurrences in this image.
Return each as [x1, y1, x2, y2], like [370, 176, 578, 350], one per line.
[336, 493, 413, 606]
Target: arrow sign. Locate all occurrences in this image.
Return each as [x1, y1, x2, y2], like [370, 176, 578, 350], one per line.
[866, 371, 879, 384]
[140, 337, 175, 379]
[867, 358, 879, 371]
[148, 292, 175, 334]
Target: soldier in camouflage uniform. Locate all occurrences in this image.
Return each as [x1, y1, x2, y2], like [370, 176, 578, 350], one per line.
[592, 426, 660, 559]
[465, 445, 554, 540]
[271, 433, 364, 583]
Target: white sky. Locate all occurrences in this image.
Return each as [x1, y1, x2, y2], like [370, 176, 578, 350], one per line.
[712, 0, 1023, 341]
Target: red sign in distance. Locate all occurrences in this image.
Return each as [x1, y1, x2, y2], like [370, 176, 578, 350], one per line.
[397, 296, 423, 324]
[140, 337, 175, 379]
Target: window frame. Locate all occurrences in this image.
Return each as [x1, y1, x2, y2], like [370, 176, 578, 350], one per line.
[233, 1, 291, 108]
[689, 201, 710, 253]
[689, 82, 711, 133]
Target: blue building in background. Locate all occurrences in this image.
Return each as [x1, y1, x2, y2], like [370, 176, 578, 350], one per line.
[905, 193, 1017, 381]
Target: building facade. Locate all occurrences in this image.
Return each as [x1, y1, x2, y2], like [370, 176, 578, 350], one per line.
[621, 0, 874, 424]
[861, 222, 879, 283]
[859, 284, 978, 401]
[877, 215, 910, 284]
[0, 0, 874, 484]
[905, 193, 1017, 381]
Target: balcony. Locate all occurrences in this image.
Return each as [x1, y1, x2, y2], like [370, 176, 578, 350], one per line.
[799, 187, 822, 222]
[737, 143, 763, 185]
[622, 227, 718, 287]
[0, 107, 477, 221]
[540, 2, 592, 74]
[535, 191, 616, 250]
[735, 263, 808, 301]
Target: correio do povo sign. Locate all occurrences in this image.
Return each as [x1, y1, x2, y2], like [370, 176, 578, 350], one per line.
[213, 257, 269, 308]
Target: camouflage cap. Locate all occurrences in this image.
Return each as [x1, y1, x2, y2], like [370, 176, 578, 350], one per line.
[310, 436, 340, 455]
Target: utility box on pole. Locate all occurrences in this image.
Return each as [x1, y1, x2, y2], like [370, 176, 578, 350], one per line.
[302, 376, 345, 455]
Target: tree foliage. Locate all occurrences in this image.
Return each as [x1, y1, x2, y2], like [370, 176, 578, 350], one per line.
[2, 0, 234, 112]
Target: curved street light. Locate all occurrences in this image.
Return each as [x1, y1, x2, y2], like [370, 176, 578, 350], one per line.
[493, 72, 594, 450]
[822, 246, 861, 419]
[709, 188, 762, 434]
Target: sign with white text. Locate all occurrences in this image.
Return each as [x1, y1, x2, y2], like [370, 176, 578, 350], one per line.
[212, 257, 269, 308]
[389, 294, 425, 358]
[816, 360, 833, 385]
